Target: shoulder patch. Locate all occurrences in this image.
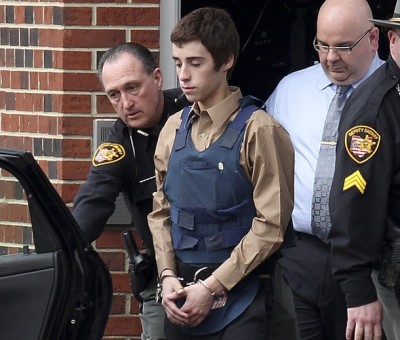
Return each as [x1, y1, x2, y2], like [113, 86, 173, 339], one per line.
[93, 142, 125, 167]
[345, 125, 380, 164]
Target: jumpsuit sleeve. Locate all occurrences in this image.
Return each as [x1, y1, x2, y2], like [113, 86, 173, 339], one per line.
[213, 110, 295, 290]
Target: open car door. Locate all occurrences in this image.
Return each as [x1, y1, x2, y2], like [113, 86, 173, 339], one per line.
[0, 148, 112, 340]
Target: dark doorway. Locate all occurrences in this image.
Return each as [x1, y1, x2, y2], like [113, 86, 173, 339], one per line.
[181, 0, 396, 100]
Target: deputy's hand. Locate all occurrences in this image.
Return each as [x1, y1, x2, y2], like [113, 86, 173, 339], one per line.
[346, 300, 383, 340]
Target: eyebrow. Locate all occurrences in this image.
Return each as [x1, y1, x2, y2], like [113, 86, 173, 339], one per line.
[315, 38, 353, 46]
[172, 56, 205, 62]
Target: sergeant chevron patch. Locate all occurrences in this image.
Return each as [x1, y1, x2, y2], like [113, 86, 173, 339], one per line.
[93, 142, 125, 166]
[343, 170, 366, 194]
[345, 125, 380, 164]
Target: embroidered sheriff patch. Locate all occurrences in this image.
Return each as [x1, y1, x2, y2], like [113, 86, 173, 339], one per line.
[345, 125, 380, 164]
[93, 142, 125, 166]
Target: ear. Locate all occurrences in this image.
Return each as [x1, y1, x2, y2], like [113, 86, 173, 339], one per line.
[222, 54, 235, 72]
[388, 30, 398, 55]
[154, 68, 163, 90]
[369, 26, 380, 53]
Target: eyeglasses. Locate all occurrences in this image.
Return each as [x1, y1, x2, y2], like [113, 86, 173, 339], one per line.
[313, 28, 373, 55]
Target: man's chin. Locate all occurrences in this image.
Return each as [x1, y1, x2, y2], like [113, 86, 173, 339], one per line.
[327, 72, 350, 84]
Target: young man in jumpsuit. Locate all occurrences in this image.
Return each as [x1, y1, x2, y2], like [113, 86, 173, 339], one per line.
[148, 7, 295, 340]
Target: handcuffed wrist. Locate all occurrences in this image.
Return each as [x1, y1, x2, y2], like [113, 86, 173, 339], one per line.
[159, 273, 178, 283]
[197, 279, 216, 299]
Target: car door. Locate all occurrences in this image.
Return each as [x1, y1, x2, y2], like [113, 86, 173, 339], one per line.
[0, 148, 112, 340]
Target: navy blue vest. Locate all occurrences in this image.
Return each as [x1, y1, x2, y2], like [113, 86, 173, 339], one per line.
[164, 97, 258, 265]
[164, 97, 261, 335]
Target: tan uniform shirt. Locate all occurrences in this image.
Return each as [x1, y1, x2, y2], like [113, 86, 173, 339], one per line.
[148, 87, 294, 290]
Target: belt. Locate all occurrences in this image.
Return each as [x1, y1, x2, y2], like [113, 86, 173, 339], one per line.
[294, 231, 330, 249]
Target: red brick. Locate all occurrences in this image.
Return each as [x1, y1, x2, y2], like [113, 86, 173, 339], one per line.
[43, 6, 53, 25]
[63, 72, 100, 91]
[39, 72, 63, 91]
[104, 315, 142, 336]
[53, 182, 82, 204]
[53, 50, 92, 70]
[59, 116, 93, 135]
[0, 48, 5, 67]
[6, 49, 14, 67]
[1, 113, 19, 133]
[33, 50, 43, 68]
[99, 251, 125, 271]
[11, 71, 20, 89]
[111, 273, 131, 293]
[110, 294, 126, 314]
[63, 29, 126, 48]
[63, 0, 128, 3]
[38, 29, 64, 47]
[1, 70, 11, 88]
[130, 30, 160, 49]
[29, 72, 39, 90]
[34, 6, 44, 24]
[63, 7, 92, 25]
[53, 93, 92, 113]
[97, 7, 159, 26]
[96, 229, 127, 249]
[38, 115, 59, 134]
[19, 113, 39, 133]
[0, 5, 4, 23]
[61, 138, 91, 158]
[15, 93, 37, 113]
[130, 296, 140, 315]
[58, 159, 90, 182]
[0, 135, 28, 150]
[96, 95, 114, 114]
[31, 93, 43, 112]
[0, 92, 5, 109]
[57, 160, 91, 180]
[15, 6, 25, 24]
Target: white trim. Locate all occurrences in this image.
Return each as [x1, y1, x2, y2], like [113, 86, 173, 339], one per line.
[160, 0, 180, 89]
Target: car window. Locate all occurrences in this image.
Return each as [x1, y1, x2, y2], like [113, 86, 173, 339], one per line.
[0, 168, 35, 255]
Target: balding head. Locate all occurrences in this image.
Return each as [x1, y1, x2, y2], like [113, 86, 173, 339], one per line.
[318, 0, 373, 35]
[315, 0, 379, 85]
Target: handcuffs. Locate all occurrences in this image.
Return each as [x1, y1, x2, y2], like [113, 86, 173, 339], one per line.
[155, 267, 228, 309]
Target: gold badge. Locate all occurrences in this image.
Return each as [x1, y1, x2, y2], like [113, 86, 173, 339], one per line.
[345, 125, 380, 164]
[93, 143, 125, 167]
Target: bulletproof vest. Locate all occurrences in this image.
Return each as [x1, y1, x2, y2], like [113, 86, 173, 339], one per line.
[164, 96, 259, 265]
[164, 96, 261, 336]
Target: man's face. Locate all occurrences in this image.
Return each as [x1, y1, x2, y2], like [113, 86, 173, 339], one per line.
[389, 29, 400, 67]
[101, 52, 163, 129]
[316, 25, 379, 86]
[172, 41, 233, 110]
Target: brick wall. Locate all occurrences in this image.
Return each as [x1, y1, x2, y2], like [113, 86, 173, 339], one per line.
[0, 1, 161, 339]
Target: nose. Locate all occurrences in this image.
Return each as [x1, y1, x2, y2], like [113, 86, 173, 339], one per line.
[121, 91, 134, 110]
[325, 48, 340, 62]
[178, 63, 190, 82]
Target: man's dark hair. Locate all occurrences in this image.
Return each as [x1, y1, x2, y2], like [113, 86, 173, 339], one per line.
[170, 7, 240, 79]
[97, 42, 157, 85]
